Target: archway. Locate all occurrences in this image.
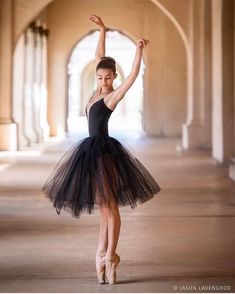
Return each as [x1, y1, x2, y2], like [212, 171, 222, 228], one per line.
[13, 0, 189, 141]
[67, 30, 145, 137]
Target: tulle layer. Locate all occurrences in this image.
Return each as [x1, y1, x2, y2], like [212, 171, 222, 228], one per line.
[42, 134, 161, 218]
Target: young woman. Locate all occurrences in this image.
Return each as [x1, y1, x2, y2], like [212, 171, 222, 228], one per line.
[42, 14, 161, 285]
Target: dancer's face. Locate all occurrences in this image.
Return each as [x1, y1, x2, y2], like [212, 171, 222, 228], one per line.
[96, 68, 117, 90]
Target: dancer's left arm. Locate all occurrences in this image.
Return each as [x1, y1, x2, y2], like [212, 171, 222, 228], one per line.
[111, 38, 149, 104]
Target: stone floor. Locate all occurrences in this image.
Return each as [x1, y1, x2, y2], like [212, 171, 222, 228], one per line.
[0, 132, 235, 293]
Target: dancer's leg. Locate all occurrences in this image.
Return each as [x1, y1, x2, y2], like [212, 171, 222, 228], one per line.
[102, 202, 121, 285]
[96, 203, 121, 256]
[96, 206, 108, 256]
[96, 155, 121, 257]
[103, 202, 121, 257]
[95, 156, 121, 284]
[96, 203, 108, 284]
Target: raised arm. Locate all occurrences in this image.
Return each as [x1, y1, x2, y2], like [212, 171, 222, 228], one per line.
[89, 15, 106, 66]
[111, 38, 149, 104]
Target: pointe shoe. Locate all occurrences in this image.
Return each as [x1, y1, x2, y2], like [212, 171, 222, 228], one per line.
[96, 254, 106, 284]
[105, 253, 120, 285]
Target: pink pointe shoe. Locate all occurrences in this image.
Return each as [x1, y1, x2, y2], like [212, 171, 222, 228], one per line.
[96, 253, 106, 284]
[105, 253, 121, 285]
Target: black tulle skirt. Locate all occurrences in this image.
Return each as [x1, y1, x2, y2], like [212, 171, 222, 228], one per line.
[42, 134, 161, 218]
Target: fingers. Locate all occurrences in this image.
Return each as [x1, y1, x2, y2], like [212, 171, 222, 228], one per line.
[89, 14, 98, 22]
[89, 14, 101, 23]
[137, 38, 149, 48]
[89, 14, 105, 29]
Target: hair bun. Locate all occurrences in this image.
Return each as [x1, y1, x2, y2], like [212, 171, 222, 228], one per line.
[96, 56, 116, 74]
[101, 56, 116, 64]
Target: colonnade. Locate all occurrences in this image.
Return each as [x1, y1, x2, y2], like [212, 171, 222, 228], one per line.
[0, 0, 234, 182]
[13, 21, 50, 148]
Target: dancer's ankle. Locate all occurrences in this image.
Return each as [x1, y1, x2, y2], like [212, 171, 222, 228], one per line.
[106, 252, 116, 260]
[96, 250, 106, 257]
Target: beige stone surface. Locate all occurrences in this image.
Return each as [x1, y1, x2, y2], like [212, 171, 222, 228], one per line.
[0, 134, 235, 292]
[44, 0, 187, 137]
[0, 0, 234, 178]
[14, 0, 52, 42]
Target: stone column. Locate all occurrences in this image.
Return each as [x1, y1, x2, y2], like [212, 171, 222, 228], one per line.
[40, 26, 50, 141]
[212, 0, 234, 165]
[32, 22, 43, 143]
[182, 0, 209, 149]
[22, 26, 38, 145]
[0, 0, 18, 150]
[226, 0, 235, 180]
[231, 3, 235, 179]
[12, 33, 29, 147]
[222, 0, 234, 164]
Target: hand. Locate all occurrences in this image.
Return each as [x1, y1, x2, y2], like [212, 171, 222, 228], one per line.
[137, 38, 149, 49]
[89, 14, 105, 29]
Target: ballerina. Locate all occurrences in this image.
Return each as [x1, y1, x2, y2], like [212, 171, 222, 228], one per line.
[42, 14, 161, 285]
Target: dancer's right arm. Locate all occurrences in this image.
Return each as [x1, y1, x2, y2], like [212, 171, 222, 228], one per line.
[89, 14, 106, 65]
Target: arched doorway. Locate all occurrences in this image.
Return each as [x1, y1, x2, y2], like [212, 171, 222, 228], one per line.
[67, 30, 145, 137]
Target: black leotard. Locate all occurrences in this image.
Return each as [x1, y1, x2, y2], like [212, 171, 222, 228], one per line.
[42, 97, 161, 218]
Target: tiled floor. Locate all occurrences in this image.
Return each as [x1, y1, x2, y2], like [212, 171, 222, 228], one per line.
[0, 134, 235, 293]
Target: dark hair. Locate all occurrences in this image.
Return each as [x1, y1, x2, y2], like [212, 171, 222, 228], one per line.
[96, 56, 116, 75]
